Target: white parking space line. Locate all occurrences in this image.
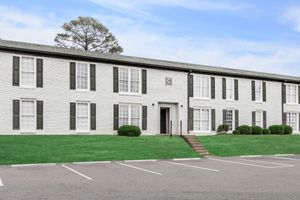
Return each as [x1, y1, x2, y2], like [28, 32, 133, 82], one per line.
[62, 165, 93, 181]
[271, 156, 299, 161]
[274, 154, 294, 156]
[208, 158, 285, 169]
[0, 178, 3, 187]
[124, 159, 157, 163]
[118, 163, 162, 176]
[166, 161, 219, 172]
[239, 159, 294, 167]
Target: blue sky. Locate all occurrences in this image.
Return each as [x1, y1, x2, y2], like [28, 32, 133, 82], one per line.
[1, 0, 300, 76]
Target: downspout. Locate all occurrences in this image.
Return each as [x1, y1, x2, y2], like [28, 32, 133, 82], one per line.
[187, 69, 192, 134]
[282, 80, 287, 125]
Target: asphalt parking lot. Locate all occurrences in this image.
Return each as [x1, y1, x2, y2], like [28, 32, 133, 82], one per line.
[0, 155, 299, 200]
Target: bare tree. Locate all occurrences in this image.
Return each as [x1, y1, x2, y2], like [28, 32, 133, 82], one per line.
[55, 16, 123, 54]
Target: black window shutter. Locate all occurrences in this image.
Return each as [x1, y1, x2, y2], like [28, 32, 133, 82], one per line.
[90, 103, 96, 130]
[252, 111, 256, 126]
[235, 110, 239, 129]
[13, 100, 20, 130]
[70, 62, 76, 90]
[188, 107, 193, 131]
[262, 82, 266, 102]
[222, 78, 226, 99]
[282, 113, 287, 125]
[263, 111, 267, 128]
[298, 86, 300, 104]
[142, 70, 147, 94]
[223, 109, 227, 125]
[251, 81, 255, 101]
[282, 84, 286, 104]
[234, 79, 239, 100]
[188, 74, 193, 97]
[211, 109, 216, 131]
[113, 67, 118, 93]
[36, 101, 43, 130]
[13, 56, 20, 86]
[36, 59, 43, 88]
[113, 104, 119, 130]
[70, 102, 76, 130]
[90, 64, 96, 91]
[211, 77, 215, 99]
[142, 105, 147, 130]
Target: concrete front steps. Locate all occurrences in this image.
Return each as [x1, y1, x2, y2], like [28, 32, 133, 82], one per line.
[183, 135, 210, 156]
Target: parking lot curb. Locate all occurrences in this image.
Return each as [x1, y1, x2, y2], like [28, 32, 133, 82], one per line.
[173, 158, 202, 161]
[240, 155, 263, 158]
[72, 161, 111, 165]
[11, 163, 57, 167]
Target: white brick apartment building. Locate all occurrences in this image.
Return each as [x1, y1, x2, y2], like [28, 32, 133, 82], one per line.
[0, 39, 300, 135]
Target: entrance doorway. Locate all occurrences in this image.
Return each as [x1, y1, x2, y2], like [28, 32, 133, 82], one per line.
[160, 108, 170, 134]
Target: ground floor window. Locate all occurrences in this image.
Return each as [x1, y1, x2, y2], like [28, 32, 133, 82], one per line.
[119, 104, 141, 127]
[255, 110, 263, 127]
[225, 109, 234, 131]
[76, 102, 89, 132]
[20, 99, 35, 132]
[193, 108, 210, 131]
[286, 112, 298, 132]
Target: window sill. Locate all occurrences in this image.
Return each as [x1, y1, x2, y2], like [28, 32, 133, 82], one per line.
[119, 93, 142, 97]
[192, 97, 211, 101]
[19, 86, 36, 90]
[285, 103, 298, 106]
[75, 89, 90, 93]
[226, 99, 235, 102]
[255, 101, 263, 104]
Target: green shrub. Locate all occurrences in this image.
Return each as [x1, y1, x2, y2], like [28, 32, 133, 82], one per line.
[269, 125, 284, 135]
[237, 125, 252, 135]
[252, 126, 263, 135]
[282, 125, 293, 135]
[262, 128, 271, 135]
[118, 125, 141, 137]
[217, 124, 229, 133]
[232, 130, 240, 135]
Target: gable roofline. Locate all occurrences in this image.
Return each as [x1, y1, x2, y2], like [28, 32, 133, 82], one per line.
[1, 39, 300, 83]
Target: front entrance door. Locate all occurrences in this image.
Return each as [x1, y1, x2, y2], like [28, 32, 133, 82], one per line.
[160, 108, 170, 134]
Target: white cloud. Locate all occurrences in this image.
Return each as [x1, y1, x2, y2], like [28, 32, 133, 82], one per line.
[0, 5, 59, 44]
[117, 28, 300, 76]
[89, 0, 249, 23]
[282, 6, 300, 32]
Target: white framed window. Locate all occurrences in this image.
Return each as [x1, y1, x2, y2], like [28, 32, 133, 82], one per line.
[286, 112, 298, 132]
[20, 99, 36, 132]
[255, 110, 263, 127]
[119, 104, 141, 127]
[194, 75, 210, 99]
[255, 81, 263, 102]
[286, 84, 297, 104]
[20, 57, 36, 88]
[76, 102, 90, 132]
[226, 78, 234, 100]
[119, 67, 141, 94]
[193, 108, 210, 132]
[225, 109, 235, 131]
[76, 62, 89, 91]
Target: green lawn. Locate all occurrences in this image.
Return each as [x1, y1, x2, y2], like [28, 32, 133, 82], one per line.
[199, 135, 300, 157]
[0, 135, 199, 165]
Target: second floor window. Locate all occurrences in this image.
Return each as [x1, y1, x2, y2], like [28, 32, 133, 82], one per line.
[226, 79, 234, 100]
[76, 62, 89, 90]
[255, 81, 263, 102]
[119, 68, 140, 94]
[194, 75, 210, 98]
[286, 84, 297, 104]
[20, 57, 35, 87]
